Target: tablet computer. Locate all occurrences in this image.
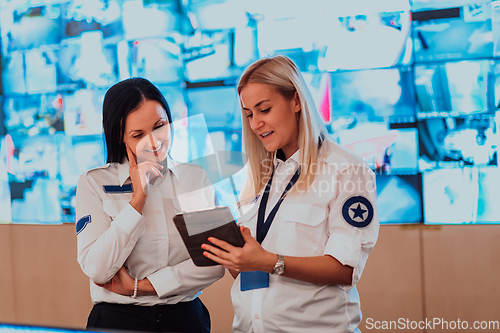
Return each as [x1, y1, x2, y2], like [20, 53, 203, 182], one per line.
[173, 206, 245, 266]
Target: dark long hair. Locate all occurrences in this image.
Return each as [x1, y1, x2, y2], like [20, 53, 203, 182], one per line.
[102, 77, 173, 163]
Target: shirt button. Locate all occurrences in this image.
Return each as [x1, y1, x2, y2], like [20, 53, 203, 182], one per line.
[157, 210, 161, 215]
[254, 314, 259, 320]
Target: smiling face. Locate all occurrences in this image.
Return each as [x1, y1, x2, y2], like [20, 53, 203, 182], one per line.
[240, 83, 301, 159]
[123, 99, 171, 163]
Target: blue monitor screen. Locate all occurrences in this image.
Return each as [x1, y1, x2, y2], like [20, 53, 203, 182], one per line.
[419, 110, 500, 224]
[3, 131, 103, 223]
[415, 59, 494, 118]
[183, 30, 245, 82]
[335, 124, 419, 174]
[0, 322, 140, 333]
[1, 90, 106, 223]
[493, 0, 500, 57]
[411, 0, 490, 11]
[131, 39, 183, 85]
[412, 2, 494, 62]
[1, 5, 64, 51]
[423, 166, 500, 223]
[305, 10, 413, 71]
[492, 59, 500, 107]
[2, 0, 500, 226]
[418, 113, 498, 169]
[376, 174, 423, 223]
[0, 2, 123, 94]
[330, 67, 416, 124]
[329, 67, 418, 174]
[184, 82, 241, 132]
[256, 3, 413, 72]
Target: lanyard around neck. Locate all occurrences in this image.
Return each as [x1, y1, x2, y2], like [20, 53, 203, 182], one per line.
[256, 166, 301, 244]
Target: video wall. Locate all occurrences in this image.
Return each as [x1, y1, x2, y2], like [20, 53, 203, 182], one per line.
[0, 0, 499, 225]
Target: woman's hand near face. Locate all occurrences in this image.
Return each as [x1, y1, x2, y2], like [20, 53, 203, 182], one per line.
[127, 144, 163, 214]
[202, 226, 278, 274]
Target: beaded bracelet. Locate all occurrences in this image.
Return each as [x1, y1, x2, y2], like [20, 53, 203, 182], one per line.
[131, 278, 138, 299]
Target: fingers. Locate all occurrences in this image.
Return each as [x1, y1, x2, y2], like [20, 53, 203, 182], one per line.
[143, 166, 162, 182]
[126, 144, 137, 167]
[202, 250, 235, 268]
[136, 162, 164, 188]
[240, 226, 254, 243]
[202, 239, 243, 270]
[207, 237, 235, 252]
[149, 165, 163, 179]
[137, 161, 164, 173]
[201, 242, 231, 260]
[140, 165, 164, 188]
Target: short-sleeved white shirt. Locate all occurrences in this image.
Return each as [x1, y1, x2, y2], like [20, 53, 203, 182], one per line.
[76, 158, 224, 306]
[232, 140, 380, 333]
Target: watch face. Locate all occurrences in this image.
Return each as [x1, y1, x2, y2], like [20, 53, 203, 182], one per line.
[274, 265, 285, 275]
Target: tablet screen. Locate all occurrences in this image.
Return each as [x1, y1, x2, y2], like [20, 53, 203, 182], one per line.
[182, 207, 235, 236]
[173, 206, 245, 266]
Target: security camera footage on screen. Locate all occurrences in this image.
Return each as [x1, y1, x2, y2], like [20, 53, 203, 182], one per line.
[1, 0, 500, 225]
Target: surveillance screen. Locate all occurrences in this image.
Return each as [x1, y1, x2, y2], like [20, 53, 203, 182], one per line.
[376, 174, 423, 223]
[414, 60, 493, 118]
[1, 0, 499, 225]
[423, 166, 500, 223]
[412, 2, 494, 62]
[419, 112, 499, 224]
[329, 67, 418, 174]
[418, 114, 498, 169]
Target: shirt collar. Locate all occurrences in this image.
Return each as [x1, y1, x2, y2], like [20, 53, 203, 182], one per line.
[273, 149, 300, 168]
[117, 156, 180, 186]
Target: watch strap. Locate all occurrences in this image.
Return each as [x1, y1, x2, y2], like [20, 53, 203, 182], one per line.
[273, 254, 285, 275]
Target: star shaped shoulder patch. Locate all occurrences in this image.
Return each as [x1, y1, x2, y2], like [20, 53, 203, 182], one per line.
[341, 196, 374, 228]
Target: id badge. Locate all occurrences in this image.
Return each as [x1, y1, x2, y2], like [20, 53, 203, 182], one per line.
[240, 271, 269, 291]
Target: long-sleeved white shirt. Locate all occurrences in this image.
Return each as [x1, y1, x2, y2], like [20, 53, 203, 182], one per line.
[232, 140, 380, 333]
[76, 158, 224, 305]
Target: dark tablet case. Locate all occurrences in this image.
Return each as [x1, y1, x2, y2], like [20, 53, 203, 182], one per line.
[173, 207, 245, 266]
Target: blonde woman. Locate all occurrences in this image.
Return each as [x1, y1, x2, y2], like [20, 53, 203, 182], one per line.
[202, 55, 380, 332]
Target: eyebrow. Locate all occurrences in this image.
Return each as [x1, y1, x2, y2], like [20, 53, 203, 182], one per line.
[128, 118, 167, 135]
[242, 99, 270, 111]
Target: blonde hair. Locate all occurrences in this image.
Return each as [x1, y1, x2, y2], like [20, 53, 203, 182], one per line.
[238, 55, 329, 204]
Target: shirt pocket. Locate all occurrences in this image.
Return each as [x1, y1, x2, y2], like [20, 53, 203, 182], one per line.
[277, 203, 327, 257]
[102, 199, 129, 219]
[235, 203, 259, 234]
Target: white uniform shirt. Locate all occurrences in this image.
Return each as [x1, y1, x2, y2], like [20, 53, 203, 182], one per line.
[232, 140, 380, 333]
[76, 158, 225, 306]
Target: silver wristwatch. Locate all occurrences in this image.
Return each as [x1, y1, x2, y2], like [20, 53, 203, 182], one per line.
[272, 254, 285, 275]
